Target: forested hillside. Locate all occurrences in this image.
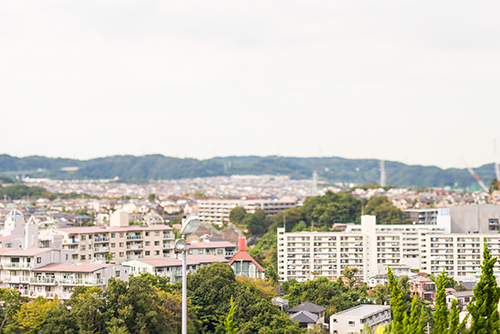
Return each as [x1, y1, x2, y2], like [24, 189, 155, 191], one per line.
[0, 154, 495, 187]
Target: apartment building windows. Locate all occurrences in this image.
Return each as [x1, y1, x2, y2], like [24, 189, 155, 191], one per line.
[111, 243, 115, 248]
[81, 255, 86, 261]
[145, 251, 150, 256]
[154, 241, 160, 246]
[111, 233, 116, 238]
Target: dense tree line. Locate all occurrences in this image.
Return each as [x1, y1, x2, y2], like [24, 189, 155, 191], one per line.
[0, 184, 88, 201]
[0, 263, 303, 334]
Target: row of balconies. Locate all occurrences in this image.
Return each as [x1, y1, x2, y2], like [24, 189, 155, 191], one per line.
[1, 276, 104, 286]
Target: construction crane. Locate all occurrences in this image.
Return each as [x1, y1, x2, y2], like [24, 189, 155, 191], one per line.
[461, 158, 496, 202]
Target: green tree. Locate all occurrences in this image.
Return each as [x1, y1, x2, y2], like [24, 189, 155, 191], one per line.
[194, 191, 206, 197]
[224, 296, 238, 334]
[387, 267, 407, 334]
[105, 253, 113, 263]
[243, 209, 269, 235]
[372, 284, 390, 305]
[229, 207, 247, 225]
[301, 191, 361, 227]
[137, 273, 171, 292]
[147, 193, 156, 201]
[364, 196, 410, 225]
[449, 299, 467, 334]
[13, 297, 60, 334]
[342, 266, 360, 289]
[432, 271, 448, 334]
[468, 241, 500, 334]
[0, 288, 26, 333]
[291, 221, 307, 232]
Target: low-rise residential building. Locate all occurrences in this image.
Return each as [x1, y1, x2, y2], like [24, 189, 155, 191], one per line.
[122, 255, 228, 283]
[409, 276, 436, 302]
[330, 305, 391, 334]
[229, 238, 265, 279]
[187, 240, 237, 260]
[198, 198, 299, 225]
[45, 224, 175, 263]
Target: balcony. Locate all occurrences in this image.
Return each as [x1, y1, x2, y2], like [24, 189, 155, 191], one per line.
[126, 244, 143, 250]
[3, 262, 32, 270]
[3, 276, 30, 283]
[63, 239, 79, 244]
[94, 237, 110, 243]
[127, 235, 143, 240]
[59, 278, 104, 286]
[94, 247, 110, 253]
[163, 233, 174, 240]
[126, 255, 144, 260]
[225, 251, 235, 257]
[30, 277, 56, 285]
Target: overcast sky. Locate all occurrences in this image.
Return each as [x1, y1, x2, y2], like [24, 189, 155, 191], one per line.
[1, 1, 499, 169]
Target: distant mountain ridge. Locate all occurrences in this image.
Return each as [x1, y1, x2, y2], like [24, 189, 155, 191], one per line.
[0, 154, 495, 188]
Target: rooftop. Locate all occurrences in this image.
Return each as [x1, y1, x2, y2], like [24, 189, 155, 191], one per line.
[58, 225, 173, 234]
[288, 301, 327, 314]
[331, 304, 390, 318]
[129, 255, 229, 267]
[32, 262, 113, 273]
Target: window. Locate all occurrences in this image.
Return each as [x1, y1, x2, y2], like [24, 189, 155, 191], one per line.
[115, 270, 121, 277]
[81, 245, 86, 250]
[155, 232, 160, 236]
[5, 243, 12, 248]
[81, 235, 86, 241]
[80, 255, 86, 261]
[145, 251, 150, 256]
[37, 257, 41, 263]
[119, 242, 124, 247]
[154, 250, 160, 255]
[111, 243, 116, 248]
[145, 241, 150, 246]
[154, 241, 159, 246]
[348, 321, 355, 326]
[119, 252, 124, 257]
[111, 233, 116, 238]
[145, 232, 150, 236]
[111, 253, 115, 258]
[120, 233, 124, 237]
[66, 254, 69, 261]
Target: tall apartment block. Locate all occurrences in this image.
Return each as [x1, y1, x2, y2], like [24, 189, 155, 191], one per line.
[277, 215, 452, 284]
[43, 211, 175, 263]
[198, 198, 299, 225]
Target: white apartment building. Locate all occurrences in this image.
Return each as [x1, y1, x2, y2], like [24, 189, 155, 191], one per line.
[277, 215, 450, 284]
[123, 255, 228, 283]
[418, 232, 500, 280]
[198, 198, 299, 225]
[187, 241, 237, 260]
[43, 211, 176, 263]
[330, 305, 391, 334]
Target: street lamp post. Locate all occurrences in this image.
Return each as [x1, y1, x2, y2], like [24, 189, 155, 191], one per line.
[174, 216, 200, 334]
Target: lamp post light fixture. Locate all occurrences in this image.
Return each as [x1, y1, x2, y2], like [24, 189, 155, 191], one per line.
[174, 216, 200, 334]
